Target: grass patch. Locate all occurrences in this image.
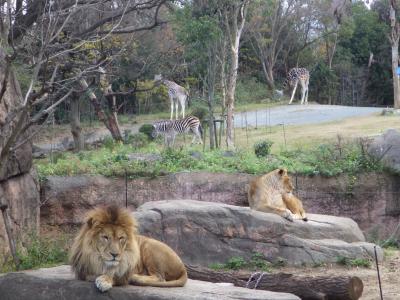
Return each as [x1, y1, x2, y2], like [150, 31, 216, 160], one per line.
[336, 256, 372, 268]
[0, 233, 69, 273]
[35, 137, 383, 178]
[209, 253, 272, 272]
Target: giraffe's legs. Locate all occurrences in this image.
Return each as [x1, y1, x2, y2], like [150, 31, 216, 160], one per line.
[304, 78, 309, 104]
[300, 79, 306, 105]
[170, 96, 174, 120]
[289, 81, 298, 104]
[181, 95, 186, 119]
[175, 100, 179, 120]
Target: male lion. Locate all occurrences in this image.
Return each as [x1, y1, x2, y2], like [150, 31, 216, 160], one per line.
[69, 206, 187, 292]
[247, 168, 308, 222]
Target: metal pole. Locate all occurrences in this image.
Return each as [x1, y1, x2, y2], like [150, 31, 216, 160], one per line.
[255, 110, 258, 129]
[280, 123, 287, 150]
[125, 170, 128, 208]
[374, 245, 383, 300]
[245, 111, 249, 147]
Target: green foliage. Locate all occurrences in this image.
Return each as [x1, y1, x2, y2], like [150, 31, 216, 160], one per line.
[225, 256, 247, 270]
[336, 256, 371, 268]
[254, 140, 273, 158]
[235, 77, 271, 103]
[380, 238, 400, 249]
[209, 253, 272, 272]
[130, 132, 150, 149]
[190, 102, 209, 121]
[309, 60, 338, 103]
[0, 233, 69, 272]
[103, 136, 118, 150]
[139, 124, 155, 140]
[35, 139, 384, 179]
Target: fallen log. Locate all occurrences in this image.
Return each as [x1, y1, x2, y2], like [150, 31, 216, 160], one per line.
[186, 265, 363, 300]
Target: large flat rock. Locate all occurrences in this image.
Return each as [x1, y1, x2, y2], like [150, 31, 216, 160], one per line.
[0, 265, 299, 300]
[134, 200, 383, 266]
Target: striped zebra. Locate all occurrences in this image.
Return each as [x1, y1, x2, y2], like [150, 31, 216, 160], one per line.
[152, 116, 203, 147]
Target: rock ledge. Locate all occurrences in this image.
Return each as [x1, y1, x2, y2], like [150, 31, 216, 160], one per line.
[0, 265, 299, 300]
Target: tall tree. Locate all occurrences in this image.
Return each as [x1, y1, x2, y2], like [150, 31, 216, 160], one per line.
[220, 0, 250, 149]
[174, 4, 222, 149]
[1, 0, 170, 171]
[389, 0, 400, 108]
[247, 0, 299, 89]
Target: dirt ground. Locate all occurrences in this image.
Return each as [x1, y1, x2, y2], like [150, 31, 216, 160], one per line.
[278, 248, 400, 300]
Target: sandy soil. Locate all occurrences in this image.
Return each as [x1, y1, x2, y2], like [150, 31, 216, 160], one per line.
[277, 249, 400, 300]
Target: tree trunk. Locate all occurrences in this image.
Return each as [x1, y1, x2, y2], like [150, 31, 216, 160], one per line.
[392, 44, 400, 108]
[261, 61, 275, 90]
[223, 1, 248, 149]
[186, 265, 363, 300]
[390, 4, 400, 109]
[69, 93, 84, 152]
[0, 193, 20, 270]
[79, 78, 122, 141]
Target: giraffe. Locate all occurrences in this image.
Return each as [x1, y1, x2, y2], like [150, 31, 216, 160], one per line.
[154, 74, 189, 120]
[283, 68, 310, 105]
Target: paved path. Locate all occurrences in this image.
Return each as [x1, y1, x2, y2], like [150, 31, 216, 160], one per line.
[234, 104, 382, 128]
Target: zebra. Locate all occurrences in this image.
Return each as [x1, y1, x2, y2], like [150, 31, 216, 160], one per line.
[152, 116, 203, 147]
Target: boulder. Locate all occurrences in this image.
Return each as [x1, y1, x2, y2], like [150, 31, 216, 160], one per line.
[127, 153, 162, 162]
[133, 200, 383, 266]
[368, 128, 400, 173]
[0, 265, 300, 300]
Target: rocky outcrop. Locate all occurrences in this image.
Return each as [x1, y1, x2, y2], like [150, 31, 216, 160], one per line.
[0, 49, 40, 255]
[0, 170, 40, 246]
[368, 129, 400, 173]
[40, 172, 400, 241]
[133, 200, 382, 266]
[40, 172, 251, 226]
[0, 265, 300, 300]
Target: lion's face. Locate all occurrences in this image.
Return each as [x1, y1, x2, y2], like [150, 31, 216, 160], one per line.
[70, 206, 140, 281]
[95, 225, 129, 267]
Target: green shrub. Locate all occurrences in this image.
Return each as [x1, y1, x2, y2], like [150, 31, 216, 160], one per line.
[225, 256, 246, 270]
[254, 140, 273, 158]
[102, 136, 117, 150]
[130, 132, 149, 149]
[336, 256, 371, 268]
[235, 77, 271, 103]
[208, 253, 271, 272]
[16, 233, 68, 271]
[190, 103, 208, 121]
[139, 124, 155, 140]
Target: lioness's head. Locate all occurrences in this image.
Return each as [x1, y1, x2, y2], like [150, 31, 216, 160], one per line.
[278, 168, 294, 193]
[69, 206, 140, 280]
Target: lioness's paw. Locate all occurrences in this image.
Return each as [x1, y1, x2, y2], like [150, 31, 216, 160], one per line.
[283, 210, 294, 222]
[95, 275, 113, 292]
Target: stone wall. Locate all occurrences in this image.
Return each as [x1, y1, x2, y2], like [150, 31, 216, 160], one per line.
[40, 171, 400, 241]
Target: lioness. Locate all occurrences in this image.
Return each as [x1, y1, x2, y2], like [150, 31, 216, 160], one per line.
[248, 168, 308, 222]
[69, 206, 187, 292]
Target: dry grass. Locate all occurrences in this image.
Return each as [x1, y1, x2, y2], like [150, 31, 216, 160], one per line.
[233, 113, 400, 151]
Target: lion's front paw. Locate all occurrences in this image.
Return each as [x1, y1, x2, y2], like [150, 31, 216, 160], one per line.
[95, 275, 113, 292]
